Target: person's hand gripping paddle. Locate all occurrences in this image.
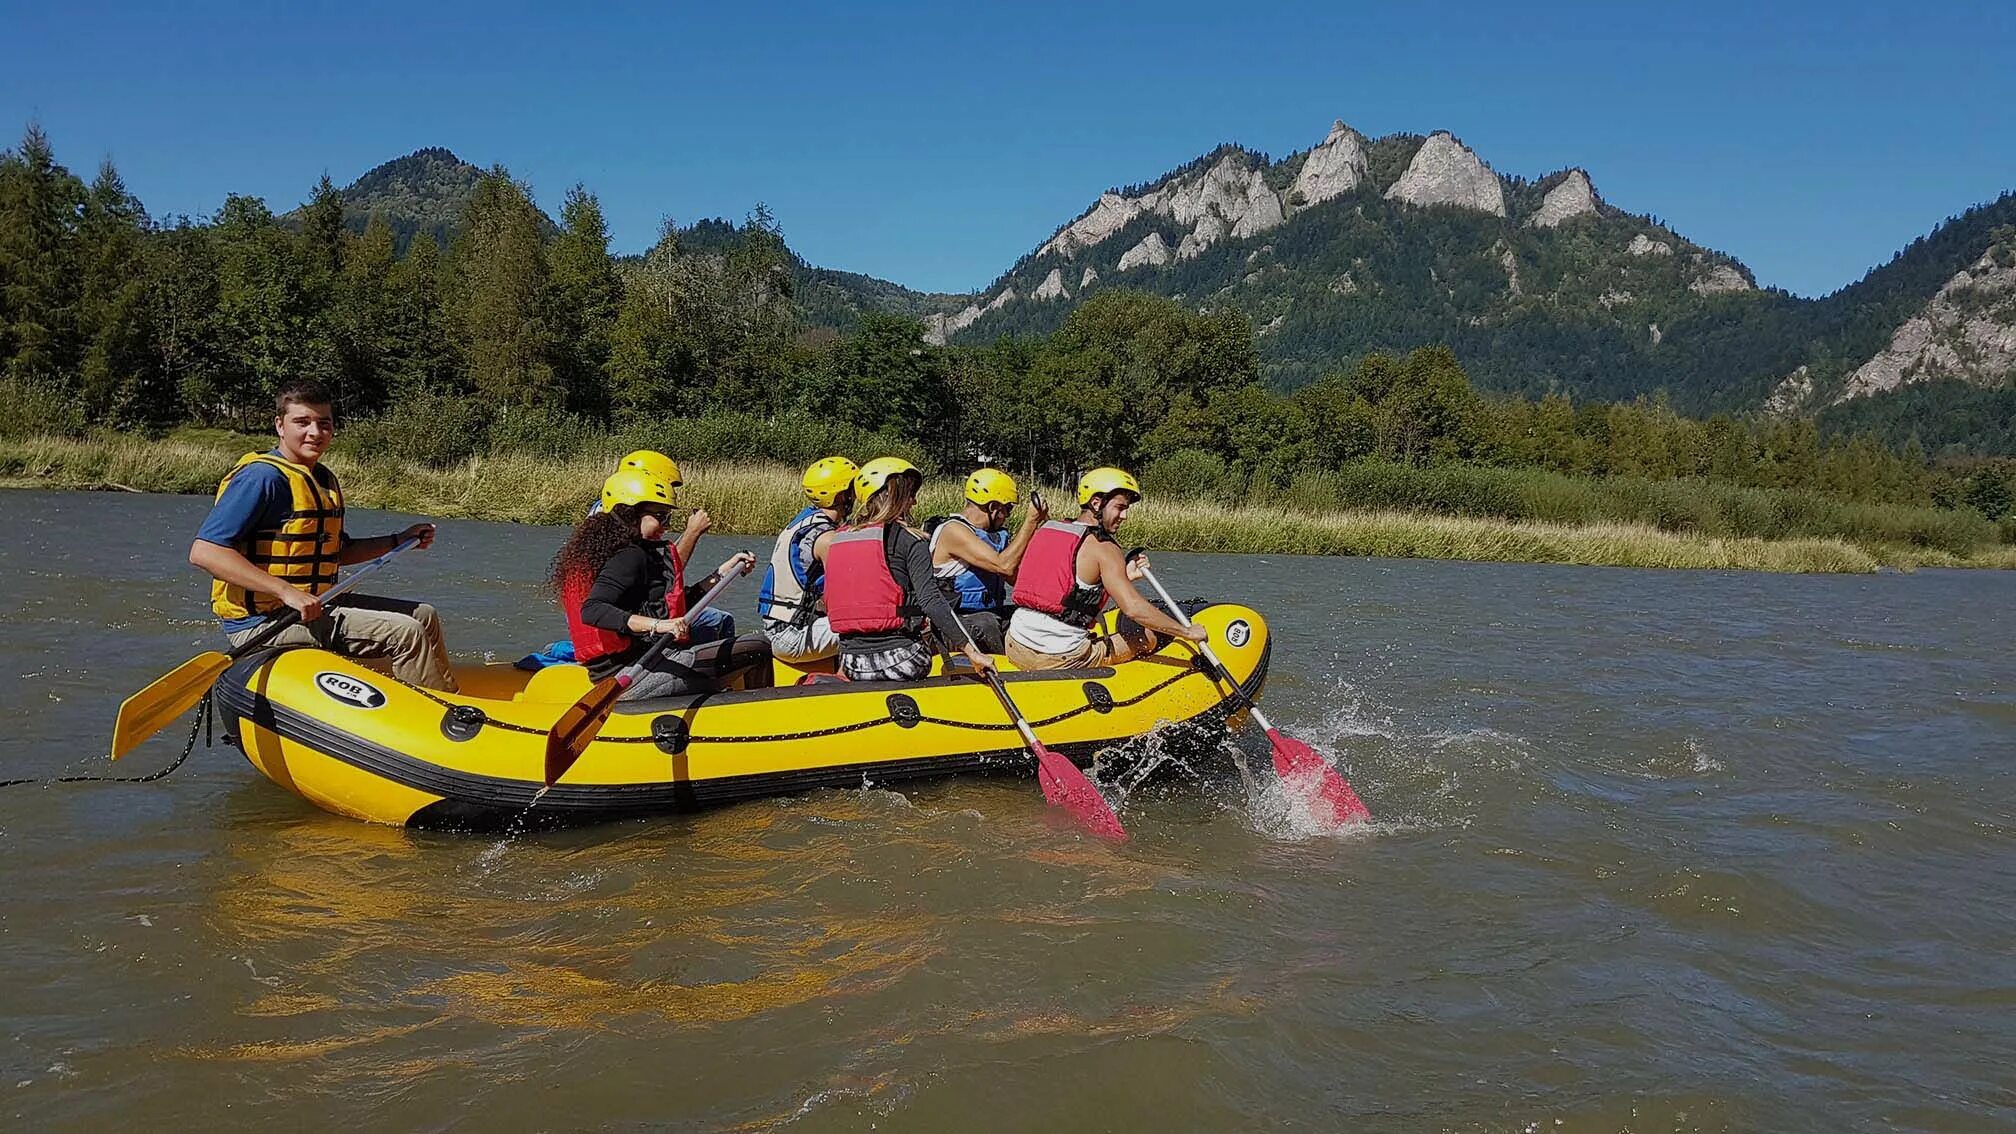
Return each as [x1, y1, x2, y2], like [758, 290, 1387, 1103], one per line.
[1137, 566, 1371, 826]
[544, 556, 754, 787]
[111, 537, 421, 760]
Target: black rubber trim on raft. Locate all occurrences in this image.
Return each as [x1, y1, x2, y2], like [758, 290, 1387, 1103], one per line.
[611, 663, 1121, 716]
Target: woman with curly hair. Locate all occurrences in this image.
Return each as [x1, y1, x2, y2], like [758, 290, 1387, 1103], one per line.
[551, 469, 768, 699]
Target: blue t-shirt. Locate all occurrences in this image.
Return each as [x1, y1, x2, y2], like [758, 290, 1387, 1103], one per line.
[196, 454, 343, 633]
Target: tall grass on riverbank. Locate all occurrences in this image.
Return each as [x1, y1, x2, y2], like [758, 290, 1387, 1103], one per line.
[3, 432, 2008, 573]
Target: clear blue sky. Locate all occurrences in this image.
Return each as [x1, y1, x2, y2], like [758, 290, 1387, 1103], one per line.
[5, 0, 2011, 297]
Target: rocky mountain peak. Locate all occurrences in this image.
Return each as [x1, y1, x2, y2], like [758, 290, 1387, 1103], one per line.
[1384, 132, 1506, 217]
[1036, 191, 1141, 260]
[1528, 169, 1600, 228]
[1836, 240, 2016, 402]
[1289, 119, 1368, 209]
[1118, 231, 1172, 272]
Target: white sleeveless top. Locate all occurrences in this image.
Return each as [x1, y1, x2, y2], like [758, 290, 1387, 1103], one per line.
[1007, 580, 1103, 653]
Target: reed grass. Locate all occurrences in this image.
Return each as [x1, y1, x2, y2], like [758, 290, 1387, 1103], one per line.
[4, 432, 2010, 574]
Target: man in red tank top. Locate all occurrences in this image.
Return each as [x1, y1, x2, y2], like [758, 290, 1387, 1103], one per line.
[1004, 467, 1205, 671]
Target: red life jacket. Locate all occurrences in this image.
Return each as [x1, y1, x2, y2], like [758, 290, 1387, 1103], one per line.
[1011, 520, 1111, 629]
[562, 542, 688, 664]
[825, 524, 925, 636]
[656, 543, 690, 621]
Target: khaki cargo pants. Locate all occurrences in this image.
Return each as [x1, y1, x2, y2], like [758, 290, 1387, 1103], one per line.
[227, 593, 458, 692]
[1004, 621, 1159, 671]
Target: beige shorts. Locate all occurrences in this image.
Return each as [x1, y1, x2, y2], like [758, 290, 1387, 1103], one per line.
[1004, 622, 1158, 671]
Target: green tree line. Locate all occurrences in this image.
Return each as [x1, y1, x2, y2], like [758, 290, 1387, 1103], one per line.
[2, 125, 2006, 524]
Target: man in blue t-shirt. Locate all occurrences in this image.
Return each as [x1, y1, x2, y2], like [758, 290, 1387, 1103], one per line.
[189, 381, 457, 691]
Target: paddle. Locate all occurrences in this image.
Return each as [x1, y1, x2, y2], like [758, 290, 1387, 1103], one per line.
[543, 556, 754, 787]
[947, 617, 1127, 841]
[1138, 566, 1371, 825]
[111, 537, 420, 760]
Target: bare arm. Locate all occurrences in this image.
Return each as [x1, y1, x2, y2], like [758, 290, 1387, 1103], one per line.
[337, 522, 437, 564]
[1084, 541, 1203, 641]
[676, 509, 712, 566]
[897, 532, 992, 671]
[998, 508, 1045, 574]
[936, 523, 1021, 577]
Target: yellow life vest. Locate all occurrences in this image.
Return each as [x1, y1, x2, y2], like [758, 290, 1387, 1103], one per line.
[209, 452, 346, 621]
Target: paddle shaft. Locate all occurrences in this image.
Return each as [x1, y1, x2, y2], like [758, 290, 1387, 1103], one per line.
[942, 617, 1042, 746]
[229, 536, 422, 656]
[1136, 568, 1279, 728]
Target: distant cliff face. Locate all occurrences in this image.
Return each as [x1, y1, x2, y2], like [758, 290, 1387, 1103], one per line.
[1384, 132, 1505, 216]
[920, 117, 1778, 410]
[1528, 170, 1600, 229]
[1771, 239, 2016, 412]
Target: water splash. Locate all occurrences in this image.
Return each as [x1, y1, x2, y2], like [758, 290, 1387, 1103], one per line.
[1226, 672, 1536, 840]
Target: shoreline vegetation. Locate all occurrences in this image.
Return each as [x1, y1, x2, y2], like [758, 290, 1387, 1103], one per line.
[6, 125, 2014, 578]
[6, 432, 2012, 574]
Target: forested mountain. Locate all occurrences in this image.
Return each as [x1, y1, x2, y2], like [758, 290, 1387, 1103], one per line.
[310, 154, 963, 333]
[650, 216, 964, 332]
[296, 138, 2014, 454]
[286, 147, 542, 252]
[4, 126, 2012, 459]
[923, 121, 2015, 448]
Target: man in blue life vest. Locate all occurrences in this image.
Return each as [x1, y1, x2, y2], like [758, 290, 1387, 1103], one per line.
[757, 456, 857, 663]
[1004, 466, 1205, 671]
[588, 449, 735, 647]
[188, 380, 457, 691]
[926, 467, 1047, 654]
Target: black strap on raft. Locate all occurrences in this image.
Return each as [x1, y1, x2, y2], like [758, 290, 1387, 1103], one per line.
[0, 693, 212, 790]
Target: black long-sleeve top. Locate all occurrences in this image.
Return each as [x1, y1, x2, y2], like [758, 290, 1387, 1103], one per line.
[578, 541, 709, 678]
[839, 525, 971, 656]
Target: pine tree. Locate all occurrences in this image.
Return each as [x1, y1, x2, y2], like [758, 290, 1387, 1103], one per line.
[605, 278, 675, 420]
[450, 170, 557, 407]
[209, 194, 332, 423]
[334, 211, 397, 414]
[150, 218, 224, 423]
[299, 173, 346, 275]
[385, 230, 458, 399]
[546, 184, 621, 415]
[76, 159, 165, 424]
[0, 125, 86, 387]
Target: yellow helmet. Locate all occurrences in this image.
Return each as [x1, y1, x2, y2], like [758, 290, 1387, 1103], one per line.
[601, 469, 675, 512]
[619, 449, 682, 487]
[801, 456, 860, 508]
[855, 456, 921, 501]
[1077, 466, 1141, 507]
[965, 467, 1018, 507]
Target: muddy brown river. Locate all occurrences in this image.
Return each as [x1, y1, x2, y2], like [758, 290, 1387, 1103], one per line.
[1, 489, 2011, 1130]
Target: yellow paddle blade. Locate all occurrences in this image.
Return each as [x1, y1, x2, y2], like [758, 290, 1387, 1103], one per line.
[111, 651, 232, 760]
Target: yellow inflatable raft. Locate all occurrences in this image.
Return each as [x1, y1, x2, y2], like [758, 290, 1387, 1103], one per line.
[212, 604, 1271, 829]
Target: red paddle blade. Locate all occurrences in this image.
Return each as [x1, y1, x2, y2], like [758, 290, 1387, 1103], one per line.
[1267, 728, 1371, 825]
[544, 677, 624, 786]
[1031, 743, 1128, 841]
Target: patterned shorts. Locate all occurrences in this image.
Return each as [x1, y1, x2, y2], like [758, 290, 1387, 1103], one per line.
[839, 640, 935, 683]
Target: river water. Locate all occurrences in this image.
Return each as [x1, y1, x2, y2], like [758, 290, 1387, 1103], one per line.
[1, 489, 2011, 1131]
